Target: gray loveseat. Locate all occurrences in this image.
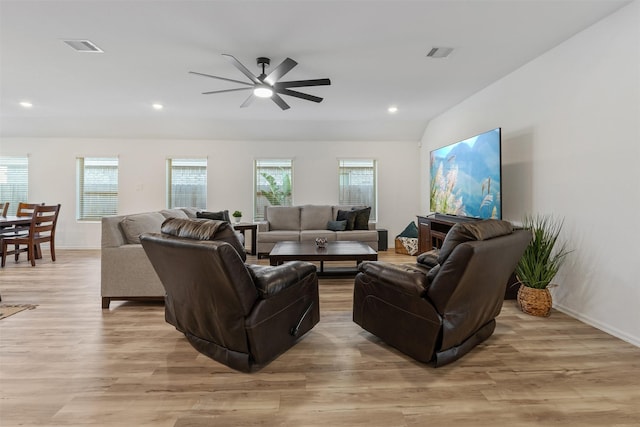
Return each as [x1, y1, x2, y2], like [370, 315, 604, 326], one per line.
[257, 205, 378, 256]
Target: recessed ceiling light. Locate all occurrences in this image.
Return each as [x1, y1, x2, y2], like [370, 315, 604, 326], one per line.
[152, 103, 163, 110]
[388, 106, 398, 113]
[19, 101, 33, 108]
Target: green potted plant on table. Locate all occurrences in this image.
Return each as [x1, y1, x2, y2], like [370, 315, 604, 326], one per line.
[232, 210, 242, 223]
[516, 214, 571, 317]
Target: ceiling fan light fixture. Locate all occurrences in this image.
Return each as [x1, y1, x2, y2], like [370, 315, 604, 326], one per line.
[253, 86, 273, 98]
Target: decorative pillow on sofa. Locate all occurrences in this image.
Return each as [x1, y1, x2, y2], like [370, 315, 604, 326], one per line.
[197, 210, 230, 222]
[120, 212, 167, 244]
[351, 207, 371, 230]
[336, 210, 357, 231]
[327, 220, 347, 231]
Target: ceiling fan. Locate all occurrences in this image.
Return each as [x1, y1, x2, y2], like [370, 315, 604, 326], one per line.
[190, 54, 331, 110]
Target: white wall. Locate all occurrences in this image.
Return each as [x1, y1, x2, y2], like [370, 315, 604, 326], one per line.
[420, 1, 640, 346]
[0, 138, 421, 249]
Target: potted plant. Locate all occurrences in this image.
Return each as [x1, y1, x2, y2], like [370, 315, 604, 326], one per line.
[516, 214, 571, 317]
[232, 210, 242, 223]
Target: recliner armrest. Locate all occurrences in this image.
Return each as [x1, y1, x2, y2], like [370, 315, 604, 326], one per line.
[357, 261, 429, 297]
[247, 262, 317, 298]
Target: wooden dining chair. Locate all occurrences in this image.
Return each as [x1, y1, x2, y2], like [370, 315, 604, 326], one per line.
[1, 204, 61, 267]
[0, 202, 8, 217]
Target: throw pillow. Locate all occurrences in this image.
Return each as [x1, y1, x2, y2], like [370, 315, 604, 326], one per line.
[351, 207, 371, 230]
[336, 210, 357, 231]
[327, 220, 347, 231]
[197, 210, 230, 222]
[397, 221, 419, 238]
[120, 212, 166, 244]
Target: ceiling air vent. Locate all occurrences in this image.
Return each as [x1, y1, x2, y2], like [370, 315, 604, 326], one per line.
[63, 39, 103, 53]
[426, 47, 453, 59]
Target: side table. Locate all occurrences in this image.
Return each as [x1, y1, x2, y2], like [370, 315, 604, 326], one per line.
[232, 223, 258, 255]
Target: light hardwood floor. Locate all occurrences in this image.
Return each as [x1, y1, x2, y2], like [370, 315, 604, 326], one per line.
[1, 250, 639, 426]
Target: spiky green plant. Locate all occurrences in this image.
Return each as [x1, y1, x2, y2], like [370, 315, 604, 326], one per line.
[257, 170, 292, 206]
[516, 214, 571, 289]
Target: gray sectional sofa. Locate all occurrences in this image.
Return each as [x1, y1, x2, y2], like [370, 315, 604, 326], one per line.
[101, 207, 200, 308]
[257, 205, 378, 256]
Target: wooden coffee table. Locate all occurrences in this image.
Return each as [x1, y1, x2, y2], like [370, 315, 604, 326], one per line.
[269, 241, 378, 276]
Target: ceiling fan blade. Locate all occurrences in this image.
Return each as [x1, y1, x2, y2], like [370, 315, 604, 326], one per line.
[271, 93, 290, 110]
[240, 93, 255, 108]
[201, 87, 253, 95]
[222, 54, 261, 85]
[189, 71, 253, 86]
[264, 58, 298, 86]
[274, 78, 331, 89]
[276, 88, 324, 103]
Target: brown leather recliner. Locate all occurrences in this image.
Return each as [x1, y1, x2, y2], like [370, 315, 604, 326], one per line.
[141, 218, 320, 372]
[353, 219, 531, 367]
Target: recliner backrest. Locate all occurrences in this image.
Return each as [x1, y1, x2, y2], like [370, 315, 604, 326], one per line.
[425, 222, 531, 351]
[141, 219, 259, 355]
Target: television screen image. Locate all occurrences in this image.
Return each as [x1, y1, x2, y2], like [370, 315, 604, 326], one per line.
[430, 128, 502, 219]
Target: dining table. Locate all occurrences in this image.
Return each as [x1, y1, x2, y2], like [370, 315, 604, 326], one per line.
[0, 215, 42, 261]
[0, 215, 32, 228]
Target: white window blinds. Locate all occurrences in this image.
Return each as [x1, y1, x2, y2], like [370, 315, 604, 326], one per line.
[77, 157, 118, 221]
[0, 156, 29, 216]
[254, 159, 293, 220]
[338, 159, 377, 220]
[167, 158, 207, 209]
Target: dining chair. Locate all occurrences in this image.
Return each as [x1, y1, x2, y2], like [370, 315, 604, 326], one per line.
[0, 202, 8, 217]
[1, 204, 61, 267]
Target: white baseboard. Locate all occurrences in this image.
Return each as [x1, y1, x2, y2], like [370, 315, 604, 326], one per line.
[553, 302, 640, 348]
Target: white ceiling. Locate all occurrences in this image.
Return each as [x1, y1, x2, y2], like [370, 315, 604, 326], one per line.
[0, 0, 630, 142]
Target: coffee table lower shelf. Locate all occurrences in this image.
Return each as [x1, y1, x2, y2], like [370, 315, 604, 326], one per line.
[269, 241, 378, 276]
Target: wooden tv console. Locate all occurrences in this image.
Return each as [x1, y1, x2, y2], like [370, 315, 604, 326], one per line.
[417, 214, 477, 253]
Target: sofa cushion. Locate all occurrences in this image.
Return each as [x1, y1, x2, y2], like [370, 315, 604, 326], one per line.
[258, 230, 301, 243]
[267, 206, 301, 231]
[300, 230, 338, 241]
[336, 210, 357, 230]
[197, 210, 230, 222]
[352, 207, 371, 230]
[327, 220, 347, 231]
[438, 220, 513, 264]
[336, 229, 378, 242]
[300, 205, 333, 230]
[160, 218, 246, 261]
[120, 212, 166, 244]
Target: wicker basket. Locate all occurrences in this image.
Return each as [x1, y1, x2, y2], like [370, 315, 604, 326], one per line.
[517, 286, 552, 317]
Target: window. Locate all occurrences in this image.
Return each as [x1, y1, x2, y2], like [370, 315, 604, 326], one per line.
[166, 158, 207, 209]
[0, 156, 29, 216]
[254, 159, 293, 220]
[77, 157, 118, 221]
[338, 159, 377, 220]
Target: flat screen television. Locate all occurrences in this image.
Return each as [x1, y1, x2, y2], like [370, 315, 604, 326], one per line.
[430, 127, 502, 219]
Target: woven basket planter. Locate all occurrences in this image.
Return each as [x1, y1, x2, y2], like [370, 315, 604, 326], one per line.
[517, 286, 552, 317]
